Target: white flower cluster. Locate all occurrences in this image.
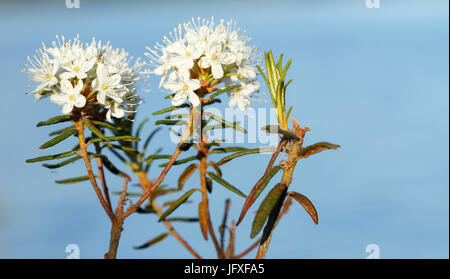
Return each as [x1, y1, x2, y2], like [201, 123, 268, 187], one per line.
[146, 18, 260, 111]
[25, 35, 141, 120]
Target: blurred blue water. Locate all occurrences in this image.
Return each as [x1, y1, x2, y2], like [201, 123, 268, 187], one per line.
[0, 0, 448, 258]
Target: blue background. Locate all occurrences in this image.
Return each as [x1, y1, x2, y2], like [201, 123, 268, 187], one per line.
[0, 0, 448, 259]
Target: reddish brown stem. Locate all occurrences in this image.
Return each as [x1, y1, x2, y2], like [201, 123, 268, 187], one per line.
[136, 172, 202, 259]
[75, 120, 115, 222]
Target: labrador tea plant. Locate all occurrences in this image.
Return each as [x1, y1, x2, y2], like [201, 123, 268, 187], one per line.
[25, 18, 340, 259]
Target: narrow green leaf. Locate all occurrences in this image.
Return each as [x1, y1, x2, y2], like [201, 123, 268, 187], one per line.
[134, 118, 149, 138]
[91, 120, 121, 131]
[39, 130, 77, 149]
[261, 125, 299, 140]
[300, 142, 341, 158]
[210, 147, 248, 154]
[206, 113, 246, 134]
[251, 183, 287, 238]
[211, 164, 222, 177]
[89, 135, 140, 144]
[42, 155, 81, 169]
[49, 126, 76, 136]
[158, 189, 197, 222]
[158, 156, 197, 167]
[165, 217, 199, 222]
[155, 120, 187, 126]
[215, 147, 275, 166]
[152, 104, 190, 115]
[26, 151, 76, 163]
[55, 175, 90, 184]
[36, 115, 72, 127]
[207, 172, 246, 198]
[84, 120, 110, 142]
[260, 185, 288, 242]
[91, 154, 127, 177]
[286, 105, 293, 120]
[145, 154, 172, 162]
[104, 143, 138, 153]
[142, 127, 162, 155]
[254, 166, 282, 200]
[236, 165, 282, 226]
[133, 233, 169, 249]
[111, 191, 143, 197]
[208, 84, 241, 100]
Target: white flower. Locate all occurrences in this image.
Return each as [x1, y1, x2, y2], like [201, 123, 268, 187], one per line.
[146, 18, 259, 109]
[50, 79, 86, 114]
[105, 102, 125, 121]
[25, 35, 141, 120]
[92, 63, 123, 104]
[166, 40, 203, 71]
[228, 81, 260, 111]
[163, 72, 201, 107]
[60, 53, 96, 80]
[25, 54, 59, 97]
[198, 43, 235, 79]
[184, 18, 221, 52]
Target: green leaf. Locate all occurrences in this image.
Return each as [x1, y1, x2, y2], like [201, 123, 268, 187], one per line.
[152, 104, 190, 115]
[211, 164, 222, 177]
[261, 125, 299, 140]
[155, 119, 187, 126]
[158, 156, 197, 167]
[210, 147, 248, 154]
[236, 165, 282, 226]
[158, 189, 197, 222]
[207, 172, 246, 198]
[104, 143, 138, 153]
[111, 191, 142, 197]
[254, 166, 282, 200]
[288, 192, 319, 224]
[134, 118, 149, 139]
[133, 233, 169, 249]
[89, 135, 140, 144]
[91, 120, 121, 131]
[84, 120, 110, 142]
[260, 185, 289, 242]
[205, 113, 246, 134]
[39, 129, 77, 149]
[55, 176, 90, 184]
[142, 127, 162, 155]
[300, 142, 341, 158]
[91, 154, 127, 177]
[26, 151, 76, 163]
[49, 126, 76, 136]
[42, 155, 81, 169]
[215, 147, 275, 166]
[165, 217, 199, 222]
[137, 204, 156, 214]
[251, 183, 287, 238]
[208, 84, 241, 100]
[144, 154, 172, 162]
[36, 115, 72, 127]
